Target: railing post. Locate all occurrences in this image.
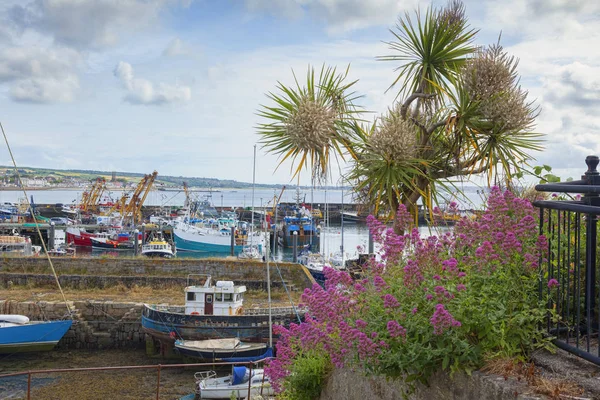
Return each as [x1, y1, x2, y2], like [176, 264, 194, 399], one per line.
[156, 364, 161, 400]
[27, 371, 31, 400]
[582, 156, 600, 347]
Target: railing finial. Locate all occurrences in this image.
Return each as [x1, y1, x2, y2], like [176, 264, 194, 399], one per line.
[585, 155, 599, 176]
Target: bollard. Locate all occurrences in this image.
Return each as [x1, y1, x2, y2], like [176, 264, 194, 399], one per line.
[292, 231, 298, 263]
[48, 222, 55, 250]
[134, 229, 139, 256]
[231, 226, 235, 256]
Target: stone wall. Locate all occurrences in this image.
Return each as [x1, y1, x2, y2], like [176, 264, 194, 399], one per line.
[0, 300, 145, 350]
[0, 273, 294, 291]
[0, 257, 312, 288]
[319, 368, 545, 400]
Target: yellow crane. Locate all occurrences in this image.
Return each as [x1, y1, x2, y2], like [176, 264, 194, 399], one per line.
[268, 186, 286, 217]
[123, 171, 158, 226]
[80, 177, 106, 212]
[103, 171, 158, 226]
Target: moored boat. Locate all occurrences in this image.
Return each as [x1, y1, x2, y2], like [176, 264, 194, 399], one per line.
[298, 250, 331, 284]
[142, 276, 301, 345]
[0, 234, 37, 256]
[174, 338, 271, 362]
[237, 244, 262, 260]
[90, 237, 136, 250]
[193, 366, 274, 399]
[173, 219, 263, 254]
[0, 315, 73, 353]
[141, 231, 175, 258]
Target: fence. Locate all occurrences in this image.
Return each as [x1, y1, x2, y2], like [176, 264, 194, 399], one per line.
[534, 155, 600, 365]
[0, 359, 269, 400]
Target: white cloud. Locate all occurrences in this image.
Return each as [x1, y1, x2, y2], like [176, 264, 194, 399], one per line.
[9, 0, 166, 50]
[163, 38, 190, 57]
[0, 46, 81, 103]
[113, 61, 191, 105]
[245, 0, 421, 33]
[10, 75, 80, 103]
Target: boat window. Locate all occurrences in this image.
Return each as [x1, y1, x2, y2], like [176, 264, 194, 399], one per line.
[223, 293, 232, 302]
[206, 294, 213, 304]
[187, 292, 195, 301]
[215, 293, 222, 301]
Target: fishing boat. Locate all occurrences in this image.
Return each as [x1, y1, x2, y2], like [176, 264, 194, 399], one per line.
[174, 338, 272, 362]
[280, 210, 320, 249]
[141, 275, 301, 345]
[191, 366, 274, 399]
[90, 237, 136, 250]
[65, 226, 99, 247]
[173, 219, 263, 254]
[141, 231, 175, 258]
[0, 315, 73, 353]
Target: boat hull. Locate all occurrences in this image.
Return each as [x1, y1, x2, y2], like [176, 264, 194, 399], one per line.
[0, 320, 73, 354]
[173, 229, 244, 254]
[142, 305, 300, 344]
[141, 250, 174, 258]
[175, 341, 270, 361]
[91, 238, 134, 250]
[66, 228, 95, 247]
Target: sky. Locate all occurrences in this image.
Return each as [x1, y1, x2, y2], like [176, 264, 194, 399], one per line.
[0, 0, 598, 186]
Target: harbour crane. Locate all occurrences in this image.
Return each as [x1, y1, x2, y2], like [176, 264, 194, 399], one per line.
[268, 186, 286, 217]
[80, 177, 106, 212]
[102, 171, 158, 226]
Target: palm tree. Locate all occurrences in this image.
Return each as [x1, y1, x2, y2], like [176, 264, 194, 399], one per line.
[256, 1, 543, 233]
[256, 65, 364, 185]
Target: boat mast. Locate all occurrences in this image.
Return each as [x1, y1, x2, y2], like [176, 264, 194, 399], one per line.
[341, 183, 344, 266]
[264, 210, 273, 348]
[251, 144, 256, 246]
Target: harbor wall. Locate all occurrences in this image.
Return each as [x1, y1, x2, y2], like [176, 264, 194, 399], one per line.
[0, 273, 295, 291]
[0, 300, 145, 350]
[0, 257, 313, 289]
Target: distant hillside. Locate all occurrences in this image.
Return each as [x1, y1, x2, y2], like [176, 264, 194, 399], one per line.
[0, 165, 283, 189]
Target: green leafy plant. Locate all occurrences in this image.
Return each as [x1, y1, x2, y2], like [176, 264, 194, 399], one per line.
[279, 350, 332, 400]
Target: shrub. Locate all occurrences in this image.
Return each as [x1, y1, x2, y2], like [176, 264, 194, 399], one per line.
[266, 187, 552, 393]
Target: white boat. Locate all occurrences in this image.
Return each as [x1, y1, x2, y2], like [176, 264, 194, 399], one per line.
[141, 231, 175, 258]
[237, 244, 262, 260]
[194, 366, 274, 399]
[298, 251, 332, 284]
[0, 234, 36, 256]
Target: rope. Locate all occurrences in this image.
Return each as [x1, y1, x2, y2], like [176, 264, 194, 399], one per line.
[0, 121, 71, 317]
[274, 262, 303, 323]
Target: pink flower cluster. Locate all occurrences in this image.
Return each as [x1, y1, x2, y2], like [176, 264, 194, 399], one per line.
[430, 304, 461, 335]
[265, 188, 547, 392]
[387, 320, 407, 338]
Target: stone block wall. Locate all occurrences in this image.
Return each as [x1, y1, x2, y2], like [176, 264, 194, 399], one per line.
[320, 368, 545, 400]
[0, 257, 313, 288]
[0, 300, 145, 350]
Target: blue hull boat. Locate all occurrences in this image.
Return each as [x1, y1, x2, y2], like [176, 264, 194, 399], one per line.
[0, 319, 73, 353]
[174, 338, 273, 362]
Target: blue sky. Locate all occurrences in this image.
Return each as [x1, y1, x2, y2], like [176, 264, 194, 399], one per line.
[0, 0, 598, 185]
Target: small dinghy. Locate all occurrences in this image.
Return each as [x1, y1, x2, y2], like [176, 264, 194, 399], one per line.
[174, 338, 271, 362]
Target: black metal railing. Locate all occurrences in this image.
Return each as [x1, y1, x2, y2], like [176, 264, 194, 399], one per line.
[534, 155, 600, 365]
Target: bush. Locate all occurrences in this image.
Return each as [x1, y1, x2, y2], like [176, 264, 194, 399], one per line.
[266, 187, 553, 393]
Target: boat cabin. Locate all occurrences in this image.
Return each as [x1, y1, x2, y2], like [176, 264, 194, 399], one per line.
[184, 278, 246, 316]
